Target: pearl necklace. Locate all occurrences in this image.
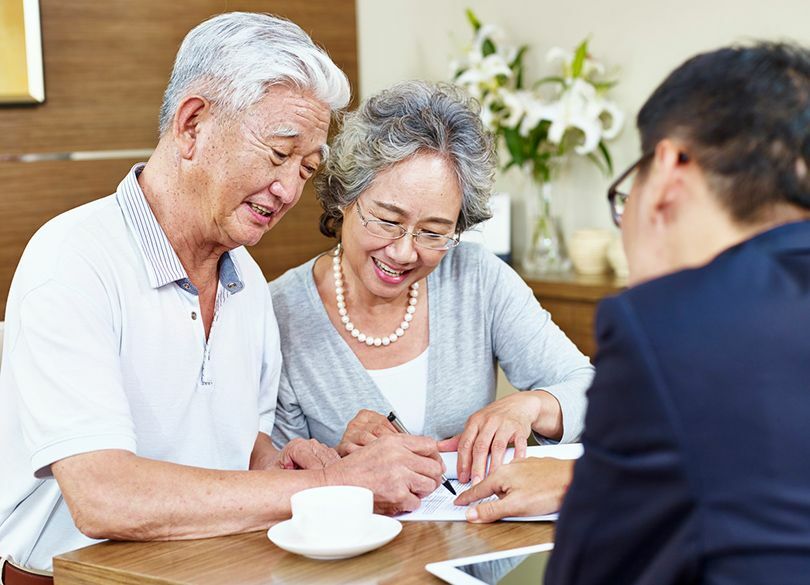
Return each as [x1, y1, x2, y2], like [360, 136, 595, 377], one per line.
[332, 244, 419, 348]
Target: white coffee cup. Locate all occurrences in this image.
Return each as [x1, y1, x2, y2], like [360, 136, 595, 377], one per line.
[290, 485, 374, 546]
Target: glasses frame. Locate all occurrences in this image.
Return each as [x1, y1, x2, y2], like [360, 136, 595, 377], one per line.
[354, 200, 460, 251]
[607, 151, 690, 227]
[607, 151, 653, 228]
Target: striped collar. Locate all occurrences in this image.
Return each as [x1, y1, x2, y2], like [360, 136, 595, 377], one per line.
[116, 163, 244, 295]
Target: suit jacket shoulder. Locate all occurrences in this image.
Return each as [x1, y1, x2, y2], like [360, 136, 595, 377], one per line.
[547, 221, 810, 585]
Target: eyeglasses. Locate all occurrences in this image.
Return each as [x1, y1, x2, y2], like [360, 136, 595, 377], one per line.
[607, 151, 689, 227]
[607, 151, 653, 227]
[354, 200, 460, 251]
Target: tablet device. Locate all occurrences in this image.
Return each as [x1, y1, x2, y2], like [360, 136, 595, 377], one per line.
[425, 543, 554, 584]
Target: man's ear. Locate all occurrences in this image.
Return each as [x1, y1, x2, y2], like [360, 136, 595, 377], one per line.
[172, 96, 210, 160]
[647, 138, 690, 225]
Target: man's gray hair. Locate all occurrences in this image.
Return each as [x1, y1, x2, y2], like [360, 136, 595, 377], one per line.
[158, 12, 351, 136]
[316, 81, 495, 238]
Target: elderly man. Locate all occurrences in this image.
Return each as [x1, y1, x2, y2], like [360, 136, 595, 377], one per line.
[456, 42, 810, 583]
[0, 12, 443, 581]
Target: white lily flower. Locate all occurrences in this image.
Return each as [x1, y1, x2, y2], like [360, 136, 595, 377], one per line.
[529, 79, 603, 154]
[479, 92, 500, 132]
[448, 59, 461, 79]
[457, 79, 484, 101]
[519, 96, 558, 137]
[455, 53, 512, 89]
[504, 46, 519, 66]
[546, 46, 606, 78]
[583, 59, 605, 77]
[598, 100, 624, 140]
[479, 105, 496, 131]
[499, 89, 531, 128]
[546, 47, 572, 66]
[569, 119, 603, 154]
[570, 77, 598, 101]
[481, 53, 512, 78]
[467, 46, 484, 67]
[451, 16, 623, 181]
[578, 84, 623, 141]
[474, 24, 507, 54]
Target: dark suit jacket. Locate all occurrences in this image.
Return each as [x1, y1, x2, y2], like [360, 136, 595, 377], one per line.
[546, 221, 810, 585]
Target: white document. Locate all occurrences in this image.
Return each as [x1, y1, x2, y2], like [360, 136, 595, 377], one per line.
[398, 443, 584, 522]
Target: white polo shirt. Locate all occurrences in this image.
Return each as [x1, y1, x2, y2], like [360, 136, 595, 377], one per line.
[0, 165, 281, 570]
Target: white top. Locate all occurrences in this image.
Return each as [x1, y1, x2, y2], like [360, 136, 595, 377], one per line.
[0, 165, 281, 570]
[366, 349, 429, 435]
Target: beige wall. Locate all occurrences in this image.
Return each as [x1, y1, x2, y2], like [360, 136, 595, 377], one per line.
[357, 0, 810, 260]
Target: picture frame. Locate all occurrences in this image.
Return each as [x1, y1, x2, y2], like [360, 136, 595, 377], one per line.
[0, 0, 44, 104]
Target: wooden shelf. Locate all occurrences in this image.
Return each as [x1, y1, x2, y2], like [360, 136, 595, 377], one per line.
[521, 270, 626, 301]
[518, 270, 626, 358]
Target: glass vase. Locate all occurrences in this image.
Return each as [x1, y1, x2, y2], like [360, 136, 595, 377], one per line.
[522, 182, 570, 273]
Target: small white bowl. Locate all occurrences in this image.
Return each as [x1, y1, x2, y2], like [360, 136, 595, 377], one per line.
[569, 229, 612, 275]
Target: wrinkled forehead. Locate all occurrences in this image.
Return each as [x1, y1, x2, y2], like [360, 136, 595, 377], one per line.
[240, 86, 331, 148]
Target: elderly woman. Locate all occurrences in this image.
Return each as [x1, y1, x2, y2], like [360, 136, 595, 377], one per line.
[270, 81, 593, 484]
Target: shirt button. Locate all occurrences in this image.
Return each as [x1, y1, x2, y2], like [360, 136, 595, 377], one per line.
[227, 282, 236, 289]
[183, 283, 190, 290]
[191, 311, 197, 320]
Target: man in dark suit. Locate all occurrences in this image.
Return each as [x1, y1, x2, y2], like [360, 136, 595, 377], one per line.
[456, 42, 810, 583]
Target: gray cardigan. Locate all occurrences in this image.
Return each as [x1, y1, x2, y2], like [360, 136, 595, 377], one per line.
[269, 242, 594, 448]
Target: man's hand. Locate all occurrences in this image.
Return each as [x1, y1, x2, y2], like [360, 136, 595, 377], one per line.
[326, 434, 444, 515]
[453, 457, 574, 523]
[336, 409, 398, 456]
[438, 391, 556, 484]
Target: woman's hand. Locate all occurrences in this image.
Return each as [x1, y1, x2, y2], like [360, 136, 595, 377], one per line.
[336, 409, 399, 457]
[275, 438, 341, 470]
[250, 433, 340, 470]
[437, 391, 561, 484]
[453, 457, 575, 522]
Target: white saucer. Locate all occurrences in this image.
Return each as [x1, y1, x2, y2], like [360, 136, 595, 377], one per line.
[267, 514, 402, 560]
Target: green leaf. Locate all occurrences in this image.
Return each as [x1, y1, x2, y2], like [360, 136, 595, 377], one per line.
[509, 45, 528, 69]
[597, 141, 614, 175]
[511, 45, 528, 89]
[587, 152, 608, 175]
[482, 38, 496, 57]
[502, 127, 526, 167]
[571, 38, 590, 78]
[452, 66, 468, 81]
[592, 79, 618, 91]
[527, 122, 549, 153]
[465, 8, 481, 32]
[533, 76, 566, 88]
[531, 160, 551, 184]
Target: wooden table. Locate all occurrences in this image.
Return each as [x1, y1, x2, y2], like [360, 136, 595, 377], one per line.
[53, 521, 554, 584]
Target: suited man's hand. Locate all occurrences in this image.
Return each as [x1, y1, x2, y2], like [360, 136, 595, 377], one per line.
[453, 457, 575, 522]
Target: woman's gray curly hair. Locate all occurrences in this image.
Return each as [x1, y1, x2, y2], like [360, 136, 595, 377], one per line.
[315, 81, 495, 238]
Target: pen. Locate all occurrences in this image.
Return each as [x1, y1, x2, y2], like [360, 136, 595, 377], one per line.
[387, 411, 457, 496]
